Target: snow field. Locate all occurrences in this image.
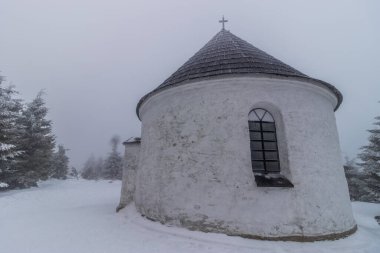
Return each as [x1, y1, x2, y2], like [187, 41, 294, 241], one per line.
[0, 179, 379, 253]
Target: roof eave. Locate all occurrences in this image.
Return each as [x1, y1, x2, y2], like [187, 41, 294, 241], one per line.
[136, 74, 343, 120]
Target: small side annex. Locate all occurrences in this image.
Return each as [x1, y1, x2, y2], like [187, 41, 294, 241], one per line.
[117, 137, 140, 212]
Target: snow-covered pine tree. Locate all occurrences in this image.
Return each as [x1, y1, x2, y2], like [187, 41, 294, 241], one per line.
[0, 78, 24, 190]
[50, 145, 69, 179]
[103, 135, 123, 180]
[357, 113, 380, 202]
[344, 156, 372, 201]
[15, 91, 55, 187]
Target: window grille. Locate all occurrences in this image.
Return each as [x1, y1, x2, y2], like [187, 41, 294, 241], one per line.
[248, 109, 280, 174]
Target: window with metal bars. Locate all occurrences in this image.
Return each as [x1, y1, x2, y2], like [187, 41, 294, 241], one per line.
[248, 108, 280, 174]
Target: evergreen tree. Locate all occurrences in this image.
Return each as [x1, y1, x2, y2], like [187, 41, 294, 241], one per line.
[0, 78, 24, 190]
[103, 135, 123, 180]
[357, 112, 380, 202]
[344, 157, 372, 201]
[50, 145, 69, 179]
[69, 166, 79, 179]
[15, 91, 55, 187]
[358, 115, 380, 173]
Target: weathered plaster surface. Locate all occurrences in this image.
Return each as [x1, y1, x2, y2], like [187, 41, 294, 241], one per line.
[118, 142, 140, 211]
[134, 76, 356, 239]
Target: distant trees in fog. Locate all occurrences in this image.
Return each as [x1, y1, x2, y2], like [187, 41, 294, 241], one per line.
[81, 135, 123, 180]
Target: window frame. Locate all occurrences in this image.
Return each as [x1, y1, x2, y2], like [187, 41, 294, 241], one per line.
[248, 108, 281, 174]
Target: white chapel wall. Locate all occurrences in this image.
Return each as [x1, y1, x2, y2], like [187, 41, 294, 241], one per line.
[135, 76, 355, 238]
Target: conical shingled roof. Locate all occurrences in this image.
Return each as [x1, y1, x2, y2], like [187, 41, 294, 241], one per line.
[137, 29, 342, 118]
[159, 29, 307, 88]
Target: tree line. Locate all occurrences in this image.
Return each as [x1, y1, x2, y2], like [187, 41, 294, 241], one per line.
[0, 76, 73, 190]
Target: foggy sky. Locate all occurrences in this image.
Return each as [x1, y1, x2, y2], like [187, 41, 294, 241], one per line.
[1, 0, 379, 169]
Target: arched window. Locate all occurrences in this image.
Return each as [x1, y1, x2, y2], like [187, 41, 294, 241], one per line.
[248, 108, 280, 174]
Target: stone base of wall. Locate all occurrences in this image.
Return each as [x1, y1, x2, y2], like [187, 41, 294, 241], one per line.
[235, 225, 357, 242]
[141, 212, 357, 242]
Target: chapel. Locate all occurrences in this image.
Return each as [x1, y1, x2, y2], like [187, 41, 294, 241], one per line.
[118, 20, 356, 241]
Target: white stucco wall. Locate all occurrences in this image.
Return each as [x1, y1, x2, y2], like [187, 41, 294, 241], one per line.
[118, 142, 140, 210]
[135, 76, 356, 239]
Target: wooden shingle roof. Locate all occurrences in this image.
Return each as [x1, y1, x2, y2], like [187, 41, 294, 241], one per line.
[159, 29, 307, 88]
[137, 29, 342, 118]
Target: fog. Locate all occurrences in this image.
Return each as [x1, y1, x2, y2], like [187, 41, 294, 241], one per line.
[1, 0, 379, 169]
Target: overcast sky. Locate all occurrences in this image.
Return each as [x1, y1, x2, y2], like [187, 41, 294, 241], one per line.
[1, 0, 379, 168]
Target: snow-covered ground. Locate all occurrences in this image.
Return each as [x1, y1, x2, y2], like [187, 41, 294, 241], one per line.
[0, 179, 379, 253]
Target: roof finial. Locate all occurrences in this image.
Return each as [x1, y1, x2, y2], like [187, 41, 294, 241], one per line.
[219, 16, 228, 30]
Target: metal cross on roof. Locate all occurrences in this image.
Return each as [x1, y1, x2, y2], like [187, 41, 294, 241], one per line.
[219, 16, 228, 30]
